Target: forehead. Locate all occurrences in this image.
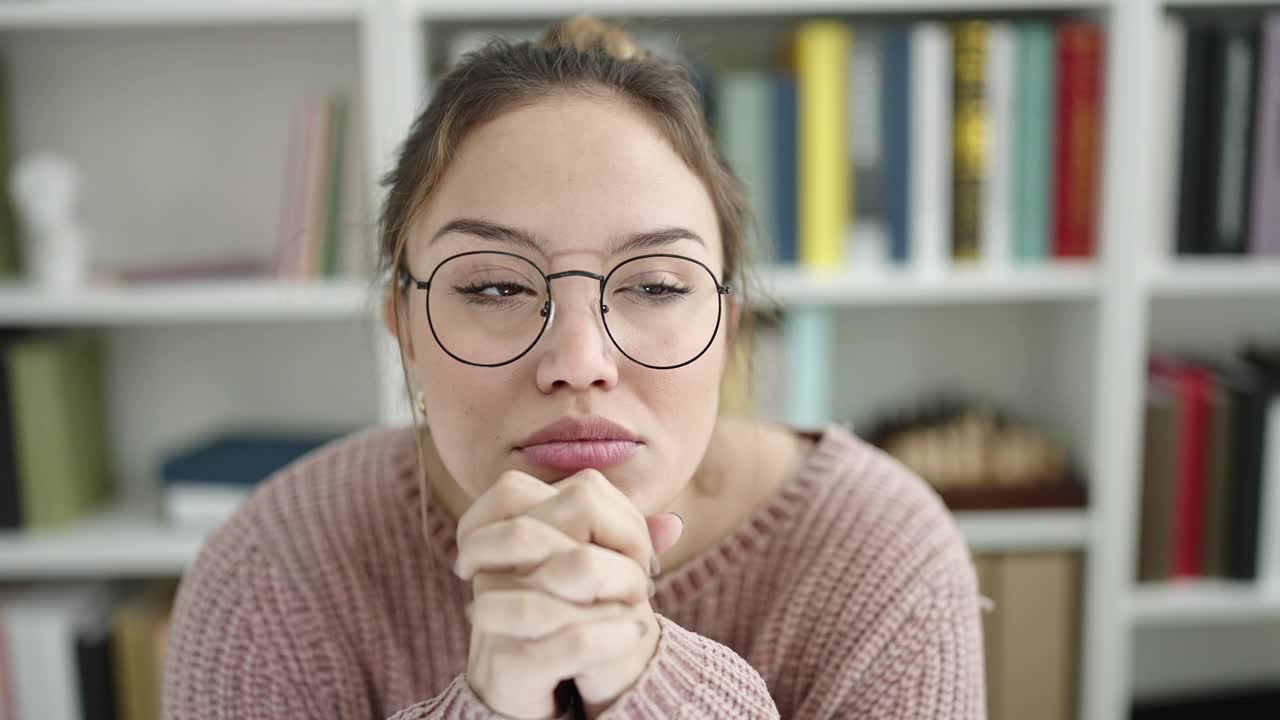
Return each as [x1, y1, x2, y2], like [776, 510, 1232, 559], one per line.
[413, 95, 722, 268]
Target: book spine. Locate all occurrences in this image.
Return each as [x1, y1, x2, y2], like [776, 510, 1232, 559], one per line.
[1214, 27, 1260, 254]
[274, 100, 306, 279]
[323, 95, 349, 278]
[983, 22, 1016, 269]
[1171, 367, 1211, 578]
[1051, 22, 1104, 258]
[716, 72, 777, 266]
[1155, 16, 1187, 263]
[881, 26, 912, 264]
[951, 21, 987, 262]
[1014, 23, 1054, 263]
[910, 22, 953, 276]
[1249, 14, 1280, 255]
[772, 74, 798, 265]
[796, 21, 850, 269]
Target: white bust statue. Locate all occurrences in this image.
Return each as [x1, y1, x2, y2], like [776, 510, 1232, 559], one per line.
[9, 151, 93, 289]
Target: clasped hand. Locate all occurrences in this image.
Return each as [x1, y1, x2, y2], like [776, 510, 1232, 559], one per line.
[453, 469, 684, 720]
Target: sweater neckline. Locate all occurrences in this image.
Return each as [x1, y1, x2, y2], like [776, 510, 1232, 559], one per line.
[396, 421, 858, 608]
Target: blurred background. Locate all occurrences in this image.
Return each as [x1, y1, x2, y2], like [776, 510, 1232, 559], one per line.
[0, 1, 1277, 719]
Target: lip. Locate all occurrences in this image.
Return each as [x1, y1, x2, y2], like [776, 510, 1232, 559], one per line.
[516, 415, 642, 473]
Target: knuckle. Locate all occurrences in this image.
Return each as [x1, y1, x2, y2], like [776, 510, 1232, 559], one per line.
[503, 515, 540, 545]
[494, 470, 531, 496]
[563, 625, 593, 657]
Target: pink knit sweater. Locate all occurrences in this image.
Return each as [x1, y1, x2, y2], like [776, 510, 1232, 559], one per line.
[162, 422, 985, 719]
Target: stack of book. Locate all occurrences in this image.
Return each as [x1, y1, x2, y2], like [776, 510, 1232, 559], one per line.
[1168, 13, 1280, 257]
[713, 19, 1105, 272]
[159, 427, 349, 531]
[0, 583, 174, 720]
[1137, 346, 1280, 583]
[0, 330, 114, 532]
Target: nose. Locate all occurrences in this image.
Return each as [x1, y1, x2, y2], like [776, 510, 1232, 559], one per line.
[534, 277, 620, 394]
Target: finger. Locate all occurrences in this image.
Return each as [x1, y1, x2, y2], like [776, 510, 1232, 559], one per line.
[528, 470, 652, 569]
[647, 512, 685, 557]
[457, 470, 556, 541]
[455, 515, 579, 580]
[486, 613, 649, 680]
[524, 544, 652, 605]
[469, 589, 633, 639]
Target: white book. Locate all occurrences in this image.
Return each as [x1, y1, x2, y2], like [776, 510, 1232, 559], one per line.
[1, 585, 111, 720]
[1259, 397, 1280, 591]
[910, 23, 953, 277]
[164, 484, 250, 532]
[1153, 15, 1186, 264]
[982, 22, 1016, 271]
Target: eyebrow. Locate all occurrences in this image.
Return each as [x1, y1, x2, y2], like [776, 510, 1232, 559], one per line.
[430, 218, 706, 257]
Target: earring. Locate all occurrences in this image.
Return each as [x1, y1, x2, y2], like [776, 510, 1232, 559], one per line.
[415, 389, 427, 414]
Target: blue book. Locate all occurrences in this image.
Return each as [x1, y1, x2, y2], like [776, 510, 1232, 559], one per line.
[160, 430, 346, 488]
[772, 73, 798, 265]
[881, 26, 913, 264]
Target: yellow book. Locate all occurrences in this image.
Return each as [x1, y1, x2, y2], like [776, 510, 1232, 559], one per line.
[951, 21, 987, 261]
[795, 22, 851, 269]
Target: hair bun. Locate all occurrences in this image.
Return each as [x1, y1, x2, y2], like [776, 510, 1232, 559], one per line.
[538, 15, 649, 61]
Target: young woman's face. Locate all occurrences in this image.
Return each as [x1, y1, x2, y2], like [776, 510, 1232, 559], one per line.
[388, 96, 735, 515]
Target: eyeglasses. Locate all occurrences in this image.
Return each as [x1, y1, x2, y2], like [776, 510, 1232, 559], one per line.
[402, 250, 732, 369]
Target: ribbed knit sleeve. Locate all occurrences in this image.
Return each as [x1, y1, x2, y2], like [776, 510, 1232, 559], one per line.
[388, 614, 777, 720]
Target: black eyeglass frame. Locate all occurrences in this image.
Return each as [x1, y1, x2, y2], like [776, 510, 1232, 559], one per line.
[401, 250, 733, 370]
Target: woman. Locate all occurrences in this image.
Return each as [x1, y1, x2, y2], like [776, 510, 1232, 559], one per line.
[163, 16, 984, 720]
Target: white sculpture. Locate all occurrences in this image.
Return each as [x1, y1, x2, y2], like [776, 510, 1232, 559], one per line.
[9, 151, 93, 289]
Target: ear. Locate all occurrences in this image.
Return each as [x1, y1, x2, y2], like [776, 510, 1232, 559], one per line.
[383, 286, 416, 362]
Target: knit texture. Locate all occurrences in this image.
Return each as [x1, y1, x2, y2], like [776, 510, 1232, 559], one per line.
[162, 422, 985, 719]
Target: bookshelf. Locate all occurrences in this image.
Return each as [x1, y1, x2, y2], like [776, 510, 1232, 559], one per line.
[0, 2, 1275, 720]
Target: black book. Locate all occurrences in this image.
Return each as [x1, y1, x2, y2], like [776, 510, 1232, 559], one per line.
[75, 596, 120, 720]
[0, 329, 24, 530]
[1176, 23, 1219, 255]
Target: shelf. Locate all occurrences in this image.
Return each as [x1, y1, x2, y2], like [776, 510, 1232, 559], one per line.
[0, 503, 1092, 579]
[953, 508, 1091, 553]
[1131, 581, 1280, 625]
[756, 263, 1099, 307]
[0, 1, 360, 28]
[412, 0, 1111, 19]
[1145, 259, 1280, 298]
[0, 503, 207, 579]
[0, 278, 377, 325]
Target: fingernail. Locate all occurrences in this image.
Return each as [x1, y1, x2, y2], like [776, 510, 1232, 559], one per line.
[649, 554, 662, 578]
[635, 619, 649, 637]
[647, 579, 657, 599]
[673, 512, 684, 528]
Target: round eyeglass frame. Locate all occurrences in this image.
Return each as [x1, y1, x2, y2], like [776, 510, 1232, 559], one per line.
[401, 250, 733, 370]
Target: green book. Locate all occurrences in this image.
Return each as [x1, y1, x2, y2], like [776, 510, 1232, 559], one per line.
[1013, 23, 1053, 262]
[322, 95, 349, 278]
[6, 332, 113, 529]
[714, 71, 777, 266]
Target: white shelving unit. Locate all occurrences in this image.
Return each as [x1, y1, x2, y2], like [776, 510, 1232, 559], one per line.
[0, 2, 1276, 719]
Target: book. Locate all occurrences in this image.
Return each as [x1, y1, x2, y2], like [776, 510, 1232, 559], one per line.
[1249, 13, 1280, 255]
[1051, 22, 1103, 258]
[1175, 23, 1221, 256]
[1212, 23, 1260, 254]
[1013, 23, 1054, 263]
[111, 585, 173, 720]
[322, 95, 350, 277]
[1154, 15, 1187, 262]
[0, 54, 18, 278]
[5, 332, 113, 530]
[715, 71, 778, 266]
[794, 21, 851, 269]
[1201, 380, 1234, 577]
[980, 552, 1080, 720]
[880, 26, 912, 265]
[848, 25, 886, 266]
[1259, 396, 1280, 589]
[951, 21, 987, 263]
[1, 584, 115, 720]
[160, 429, 345, 529]
[1138, 378, 1178, 581]
[910, 22, 953, 276]
[0, 330, 25, 530]
[771, 74, 798, 265]
[983, 22, 1016, 269]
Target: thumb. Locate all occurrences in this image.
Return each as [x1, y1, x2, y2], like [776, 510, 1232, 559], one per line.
[646, 512, 685, 557]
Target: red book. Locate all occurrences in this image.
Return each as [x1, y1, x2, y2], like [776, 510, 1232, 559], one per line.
[1051, 22, 1104, 258]
[1150, 358, 1212, 579]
